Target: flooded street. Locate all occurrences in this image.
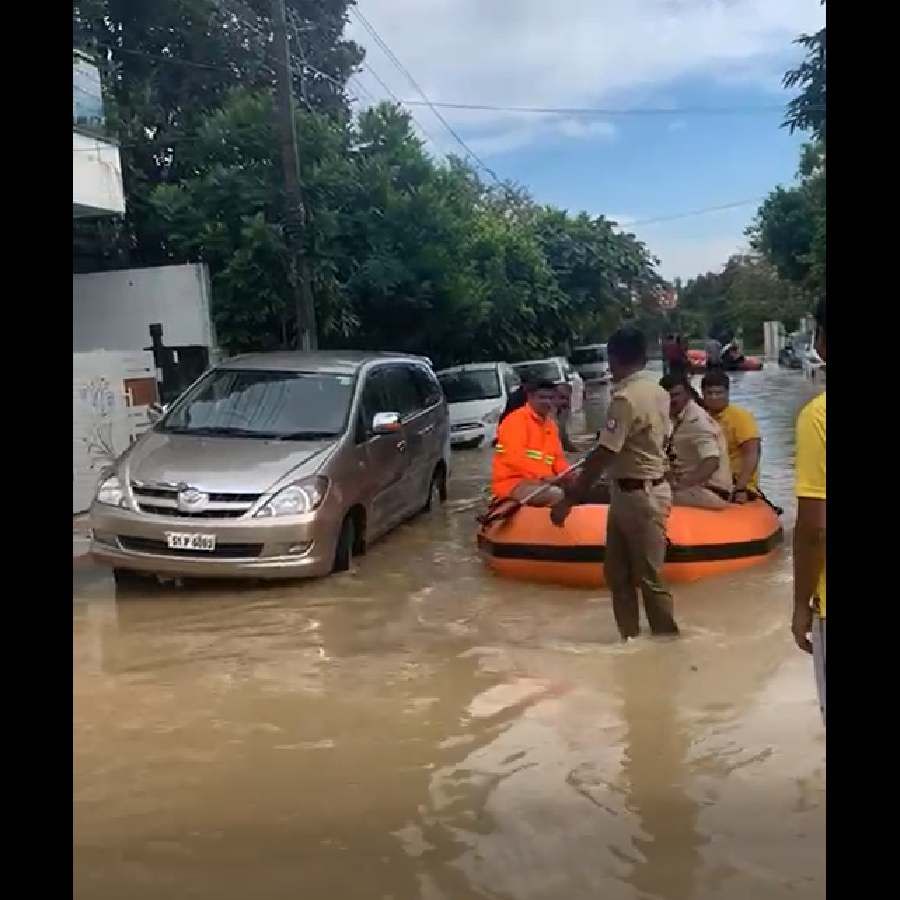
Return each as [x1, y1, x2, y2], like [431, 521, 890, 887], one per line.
[74, 366, 825, 900]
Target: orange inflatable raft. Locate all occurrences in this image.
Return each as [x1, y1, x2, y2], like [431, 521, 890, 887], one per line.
[477, 500, 782, 588]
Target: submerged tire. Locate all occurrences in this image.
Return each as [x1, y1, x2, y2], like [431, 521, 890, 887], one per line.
[113, 568, 149, 585]
[422, 465, 447, 512]
[332, 515, 355, 573]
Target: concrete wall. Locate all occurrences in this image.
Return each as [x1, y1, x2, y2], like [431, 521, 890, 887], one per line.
[73, 263, 216, 353]
[74, 350, 156, 513]
[73, 131, 125, 217]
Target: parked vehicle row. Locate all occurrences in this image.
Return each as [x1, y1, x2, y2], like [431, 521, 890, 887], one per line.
[88, 344, 611, 586]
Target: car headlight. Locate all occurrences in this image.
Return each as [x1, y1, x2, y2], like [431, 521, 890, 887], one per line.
[482, 407, 502, 425]
[255, 477, 329, 518]
[95, 473, 127, 508]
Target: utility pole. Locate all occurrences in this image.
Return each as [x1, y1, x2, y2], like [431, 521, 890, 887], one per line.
[270, 0, 317, 350]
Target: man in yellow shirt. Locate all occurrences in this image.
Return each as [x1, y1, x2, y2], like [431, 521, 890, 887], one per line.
[701, 369, 761, 503]
[793, 299, 826, 724]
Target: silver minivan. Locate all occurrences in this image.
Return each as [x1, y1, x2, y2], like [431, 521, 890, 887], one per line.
[90, 352, 451, 581]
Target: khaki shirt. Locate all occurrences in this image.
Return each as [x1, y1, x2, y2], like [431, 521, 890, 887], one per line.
[598, 371, 671, 480]
[671, 399, 732, 492]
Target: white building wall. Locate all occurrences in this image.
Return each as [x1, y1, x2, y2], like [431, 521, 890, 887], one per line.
[73, 131, 125, 217]
[73, 263, 216, 353]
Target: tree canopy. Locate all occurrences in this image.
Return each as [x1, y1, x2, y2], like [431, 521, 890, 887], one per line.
[74, 0, 664, 365]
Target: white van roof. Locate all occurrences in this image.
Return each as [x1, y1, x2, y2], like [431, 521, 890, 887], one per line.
[436, 361, 506, 375]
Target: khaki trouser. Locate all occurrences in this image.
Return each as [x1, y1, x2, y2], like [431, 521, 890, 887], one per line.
[672, 485, 729, 510]
[606, 481, 678, 638]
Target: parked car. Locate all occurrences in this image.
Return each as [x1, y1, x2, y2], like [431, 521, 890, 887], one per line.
[436, 362, 520, 448]
[511, 357, 584, 412]
[570, 343, 610, 384]
[90, 351, 451, 582]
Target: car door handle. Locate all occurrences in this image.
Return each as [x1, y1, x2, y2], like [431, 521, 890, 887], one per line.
[417, 424, 435, 436]
[396, 440, 408, 453]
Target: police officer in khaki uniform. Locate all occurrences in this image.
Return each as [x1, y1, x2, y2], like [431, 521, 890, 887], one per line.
[660, 372, 732, 509]
[551, 327, 678, 639]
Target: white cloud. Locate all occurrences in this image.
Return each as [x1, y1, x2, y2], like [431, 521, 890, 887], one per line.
[466, 117, 618, 157]
[348, 1, 825, 156]
[556, 120, 617, 140]
[667, 119, 688, 132]
[647, 233, 749, 280]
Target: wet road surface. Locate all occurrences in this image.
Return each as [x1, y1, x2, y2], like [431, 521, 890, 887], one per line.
[74, 365, 825, 900]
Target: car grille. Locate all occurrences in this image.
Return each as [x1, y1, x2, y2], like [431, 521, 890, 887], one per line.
[451, 422, 482, 432]
[130, 483, 260, 519]
[118, 537, 263, 559]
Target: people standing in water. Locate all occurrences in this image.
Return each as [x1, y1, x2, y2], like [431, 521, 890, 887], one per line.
[792, 299, 826, 724]
[663, 333, 689, 379]
[491, 380, 571, 507]
[701, 370, 761, 504]
[551, 327, 678, 640]
[705, 334, 723, 370]
[660, 373, 732, 510]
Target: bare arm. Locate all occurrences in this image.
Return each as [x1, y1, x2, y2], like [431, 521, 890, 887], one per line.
[550, 444, 617, 526]
[792, 496, 826, 653]
[567, 445, 618, 501]
[734, 438, 761, 492]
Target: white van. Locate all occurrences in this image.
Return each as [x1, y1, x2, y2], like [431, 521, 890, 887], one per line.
[437, 362, 520, 447]
[570, 344, 610, 384]
[511, 358, 584, 413]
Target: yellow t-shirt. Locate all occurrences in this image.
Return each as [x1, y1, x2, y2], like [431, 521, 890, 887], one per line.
[795, 392, 826, 616]
[713, 404, 761, 492]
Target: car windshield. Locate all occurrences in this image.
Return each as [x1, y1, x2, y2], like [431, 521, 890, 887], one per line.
[512, 361, 560, 383]
[438, 369, 501, 403]
[160, 369, 355, 439]
[571, 347, 606, 365]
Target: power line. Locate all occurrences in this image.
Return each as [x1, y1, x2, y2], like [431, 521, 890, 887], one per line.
[626, 198, 765, 228]
[398, 100, 809, 117]
[358, 62, 446, 155]
[110, 46, 237, 72]
[350, 6, 501, 184]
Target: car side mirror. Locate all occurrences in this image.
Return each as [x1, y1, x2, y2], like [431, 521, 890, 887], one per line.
[372, 412, 401, 435]
[148, 402, 168, 424]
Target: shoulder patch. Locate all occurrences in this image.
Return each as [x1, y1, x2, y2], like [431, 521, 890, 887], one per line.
[606, 417, 618, 432]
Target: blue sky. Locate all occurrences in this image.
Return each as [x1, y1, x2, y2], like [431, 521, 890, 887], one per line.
[347, 0, 826, 280]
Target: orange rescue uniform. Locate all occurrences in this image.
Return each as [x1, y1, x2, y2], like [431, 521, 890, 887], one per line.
[491, 403, 569, 499]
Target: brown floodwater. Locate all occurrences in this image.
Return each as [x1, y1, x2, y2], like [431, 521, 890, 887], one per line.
[74, 365, 825, 900]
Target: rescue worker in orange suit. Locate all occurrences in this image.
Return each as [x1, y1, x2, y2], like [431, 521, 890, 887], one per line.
[492, 380, 571, 506]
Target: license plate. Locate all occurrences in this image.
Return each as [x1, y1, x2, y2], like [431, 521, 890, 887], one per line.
[166, 532, 216, 552]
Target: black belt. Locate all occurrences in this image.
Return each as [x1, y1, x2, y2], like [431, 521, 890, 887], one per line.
[617, 477, 666, 491]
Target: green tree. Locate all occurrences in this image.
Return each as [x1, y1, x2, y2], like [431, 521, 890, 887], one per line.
[783, 1, 826, 142]
[678, 255, 808, 349]
[73, 0, 363, 270]
[747, 140, 824, 293]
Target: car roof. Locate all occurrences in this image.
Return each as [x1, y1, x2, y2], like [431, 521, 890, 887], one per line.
[220, 350, 430, 375]
[512, 358, 561, 367]
[436, 362, 506, 375]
